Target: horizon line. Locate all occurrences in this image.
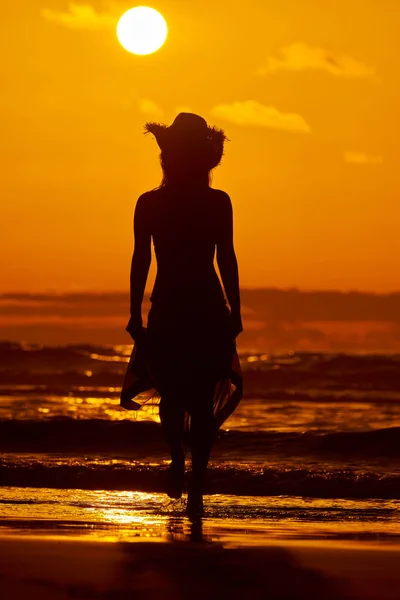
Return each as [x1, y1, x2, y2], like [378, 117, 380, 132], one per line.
[2, 287, 400, 298]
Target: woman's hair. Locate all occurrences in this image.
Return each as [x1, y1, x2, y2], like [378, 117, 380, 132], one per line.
[159, 147, 212, 188]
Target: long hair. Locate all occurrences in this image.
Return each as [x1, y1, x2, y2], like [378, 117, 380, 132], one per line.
[159, 148, 212, 188]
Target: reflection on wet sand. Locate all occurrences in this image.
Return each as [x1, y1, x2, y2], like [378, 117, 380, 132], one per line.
[1, 488, 400, 547]
[165, 516, 210, 544]
[0, 536, 351, 600]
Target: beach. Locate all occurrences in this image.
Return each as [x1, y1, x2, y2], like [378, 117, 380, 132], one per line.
[1, 342, 400, 598]
[2, 535, 400, 599]
[2, 0, 399, 595]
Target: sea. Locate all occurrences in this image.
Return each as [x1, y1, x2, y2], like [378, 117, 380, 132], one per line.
[1, 340, 399, 545]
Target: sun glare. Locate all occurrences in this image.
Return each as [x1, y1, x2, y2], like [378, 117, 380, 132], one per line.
[117, 6, 168, 56]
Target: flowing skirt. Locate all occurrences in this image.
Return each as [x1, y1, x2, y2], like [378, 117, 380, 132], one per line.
[120, 305, 242, 430]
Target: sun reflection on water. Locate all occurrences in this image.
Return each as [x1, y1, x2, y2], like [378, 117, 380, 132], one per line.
[1, 488, 400, 547]
[89, 353, 129, 363]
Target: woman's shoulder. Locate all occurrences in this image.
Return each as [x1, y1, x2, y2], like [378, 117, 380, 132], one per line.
[138, 188, 163, 202]
[209, 187, 231, 200]
[209, 188, 232, 210]
[136, 188, 164, 209]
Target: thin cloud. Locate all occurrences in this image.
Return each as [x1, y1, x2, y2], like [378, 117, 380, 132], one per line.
[344, 151, 384, 165]
[41, 3, 117, 30]
[138, 99, 164, 118]
[210, 100, 311, 134]
[259, 43, 376, 79]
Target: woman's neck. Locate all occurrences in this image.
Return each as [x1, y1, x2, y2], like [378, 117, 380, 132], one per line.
[165, 180, 210, 191]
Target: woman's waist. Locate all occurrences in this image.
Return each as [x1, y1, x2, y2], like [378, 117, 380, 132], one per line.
[150, 276, 225, 303]
[149, 292, 227, 311]
[147, 306, 231, 339]
[148, 292, 229, 326]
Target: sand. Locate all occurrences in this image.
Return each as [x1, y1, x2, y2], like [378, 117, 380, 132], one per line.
[1, 536, 399, 600]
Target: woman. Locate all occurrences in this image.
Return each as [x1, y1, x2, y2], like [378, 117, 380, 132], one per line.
[123, 113, 243, 516]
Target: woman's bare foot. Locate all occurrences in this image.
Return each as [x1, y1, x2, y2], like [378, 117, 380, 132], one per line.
[166, 459, 185, 499]
[186, 479, 204, 517]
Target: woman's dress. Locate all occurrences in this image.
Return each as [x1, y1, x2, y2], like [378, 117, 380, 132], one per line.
[120, 186, 242, 429]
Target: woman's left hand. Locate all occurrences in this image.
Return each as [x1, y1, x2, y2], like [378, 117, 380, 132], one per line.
[126, 318, 146, 343]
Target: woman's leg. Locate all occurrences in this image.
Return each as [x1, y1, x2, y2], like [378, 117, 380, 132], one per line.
[159, 393, 185, 467]
[159, 391, 186, 499]
[188, 382, 216, 510]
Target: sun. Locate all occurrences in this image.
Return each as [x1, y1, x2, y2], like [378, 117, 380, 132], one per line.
[117, 6, 168, 56]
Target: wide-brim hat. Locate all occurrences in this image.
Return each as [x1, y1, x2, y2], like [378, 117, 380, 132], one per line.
[144, 113, 227, 170]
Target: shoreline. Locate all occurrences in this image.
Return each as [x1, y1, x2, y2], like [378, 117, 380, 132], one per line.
[1, 536, 400, 599]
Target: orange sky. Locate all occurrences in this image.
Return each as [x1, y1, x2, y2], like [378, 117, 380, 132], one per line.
[2, 1, 399, 293]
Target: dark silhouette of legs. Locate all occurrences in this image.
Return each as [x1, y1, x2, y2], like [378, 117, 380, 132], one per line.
[159, 379, 216, 510]
[187, 382, 216, 515]
[190, 386, 215, 485]
[159, 392, 185, 499]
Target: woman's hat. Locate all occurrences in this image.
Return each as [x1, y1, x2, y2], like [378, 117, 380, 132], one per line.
[144, 113, 227, 170]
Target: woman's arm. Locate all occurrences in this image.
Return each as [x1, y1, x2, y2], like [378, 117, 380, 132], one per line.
[216, 192, 243, 338]
[126, 194, 152, 341]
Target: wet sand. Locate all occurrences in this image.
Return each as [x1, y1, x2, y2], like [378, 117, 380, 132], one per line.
[1, 536, 400, 600]
[2, 488, 400, 599]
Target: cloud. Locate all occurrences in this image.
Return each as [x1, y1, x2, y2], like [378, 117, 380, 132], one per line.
[259, 43, 376, 79]
[4, 290, 400, 351]
[344, 151, 384, 165]
[138, 99, 164, 118]
[210, 100, 311, 134]
[41, 3, 117, 30]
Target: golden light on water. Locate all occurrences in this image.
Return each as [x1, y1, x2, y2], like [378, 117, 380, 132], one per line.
[117, 7, 168, 55]
[3, 488, 400, 547]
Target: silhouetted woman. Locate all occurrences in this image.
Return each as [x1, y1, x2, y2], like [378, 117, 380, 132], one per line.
[122, 113, 243, 516]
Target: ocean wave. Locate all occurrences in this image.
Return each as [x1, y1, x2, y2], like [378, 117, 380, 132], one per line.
[2, 341, 400, 395]
[1, 453, 399, 499]
[2, 384, 400, 406]
[1, 418, 399, 460]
